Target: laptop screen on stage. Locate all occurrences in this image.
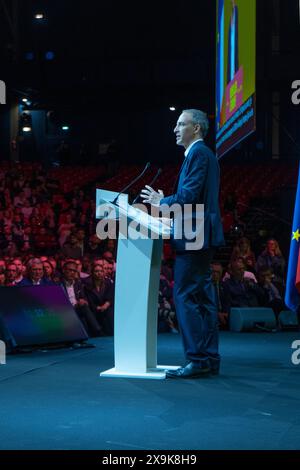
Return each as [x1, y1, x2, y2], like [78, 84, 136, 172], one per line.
[0, 285, 88, 346]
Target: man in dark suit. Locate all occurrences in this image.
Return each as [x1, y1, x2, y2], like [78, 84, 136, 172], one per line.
[60, 260, 102, 337]
[18, 258, 54, 286]
[141, 109, 224, 378]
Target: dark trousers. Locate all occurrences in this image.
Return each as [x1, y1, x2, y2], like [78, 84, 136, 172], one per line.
[173, 248, 220, 369]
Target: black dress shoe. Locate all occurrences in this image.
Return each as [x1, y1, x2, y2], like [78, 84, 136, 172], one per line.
[166, 362, 211, 379]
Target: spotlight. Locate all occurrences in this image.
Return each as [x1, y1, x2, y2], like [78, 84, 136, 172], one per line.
[45, 51, 55, 61]
[34, 13, 44, 20]
[169, 107, 176, 111]
[25, 52, 34, 61]
[22, 126, 32, 133]
[22, 98, 28, 103]
[62, 126, 69, 131]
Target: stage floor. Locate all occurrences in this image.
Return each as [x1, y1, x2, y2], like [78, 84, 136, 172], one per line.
[0, 331, 299, 450]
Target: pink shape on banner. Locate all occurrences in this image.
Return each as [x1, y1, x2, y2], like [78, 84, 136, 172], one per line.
[225, 66, 244, 121]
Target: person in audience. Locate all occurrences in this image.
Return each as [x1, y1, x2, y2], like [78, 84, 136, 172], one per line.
[0, 268, 6, 286]
[61, 233, 82, 259]
[211, 261, 228, 328]
[222, 258, 265, 314]
[103, 259, 115, 282]
[60, 260, 101, 337]
[223, 257, 257, 283]
[18, 258, 54, 286]
[230, 237, 256, 273]
[58, 213, 75, 247]
[43, 260, 55, 282]
[158, 274, 178, 334]
[75, 258, 89, 279]
[5, 263, 18, 286]
[84, 263, 114, 336]
[81, 255, 92, 276]
[75, 228, 87, 257]
[12, 257, 24, 284]
[256, 238, 286, 288]
[86, 234, 103, 257]
[257, 267, 286, 325]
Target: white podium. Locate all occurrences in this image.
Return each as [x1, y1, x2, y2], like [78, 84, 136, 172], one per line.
[96, 189, 179, 379]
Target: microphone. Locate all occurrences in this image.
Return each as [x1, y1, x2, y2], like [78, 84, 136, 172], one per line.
[132, 168, 162, 204]
[111, 162, 151, 205]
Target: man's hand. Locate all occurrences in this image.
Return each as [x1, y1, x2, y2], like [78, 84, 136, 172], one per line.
[140, 185, 164, 207]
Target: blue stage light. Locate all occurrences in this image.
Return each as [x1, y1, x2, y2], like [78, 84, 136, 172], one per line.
[45, 51, 55, 60]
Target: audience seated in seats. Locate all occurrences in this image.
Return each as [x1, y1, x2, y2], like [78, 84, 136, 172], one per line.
[43, 260, 55, 282]
[223, 257, 257, 283]
[160, 251, 174, 285]
[222, 258, 265, 315]
[60, 260, 101, 337]
[256, 238, 286, 289]
[85, 234, 104, 257]
[81, 255, 92, 276]
[103, 259, 115, 283]
[0, 268, 5, 286]
[75, 228, 87, 257]
[157, 273, 178, 333]
[102, 249, 116, 272]
[74, 259, 89, 279]
[257, 268, 286, 326]
[58, 214, 75, 247]
[61, 233, 82, 259]
[5, 263, 18, 286]
[18, 258, 54, 286]
[12, 257, 24, 284]
[211, 261, 228, 329]
[230, 237, 256, 273]
[83, 263, 114, 336]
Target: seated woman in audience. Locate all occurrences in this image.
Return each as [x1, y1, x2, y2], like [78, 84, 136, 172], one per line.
[84, 263, 114, 336]
[230, 237, 256, 273]
[256, 238, 286, 288]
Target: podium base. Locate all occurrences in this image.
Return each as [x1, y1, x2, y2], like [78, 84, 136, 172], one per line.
[100, 365, 180, 380]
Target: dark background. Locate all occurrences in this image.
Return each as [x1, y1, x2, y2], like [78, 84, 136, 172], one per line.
[0, 0, 300, 165]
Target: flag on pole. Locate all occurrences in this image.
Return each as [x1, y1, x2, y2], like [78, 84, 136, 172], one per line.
[285, 165, 300, 312]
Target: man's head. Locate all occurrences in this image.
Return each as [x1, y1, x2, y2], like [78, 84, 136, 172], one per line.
[76, 229, 85, 242]
[102, 251, 114, 263]
[12, 258, 24, 276]
[6, 263, 17, 283]
[257, 268, 274, 285]
[103, 260, 114, 279]
[27, 258, 44, 282]
[211, 262, 223, 283]
[230, 257, 245, 280]
[62, 261, 78, 283]
[174, 109, 209, 149]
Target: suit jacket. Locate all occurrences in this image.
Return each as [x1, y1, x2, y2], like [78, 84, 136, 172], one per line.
[17, 277, 55, 286]
[60, 279, 87, 302]
[160, 141, 224, 252]
[83, 277, 114, 314]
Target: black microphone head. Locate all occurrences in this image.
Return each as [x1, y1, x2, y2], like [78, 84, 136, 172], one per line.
[145, 162, 151, 169]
